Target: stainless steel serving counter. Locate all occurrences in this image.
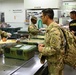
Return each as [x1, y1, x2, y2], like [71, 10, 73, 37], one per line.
[0, 55, 25, 75]
[9, 55, 76, 75]
[11, 54, 45, 75]
[0, 54, 76, 75]
[0, 54, 45, 75]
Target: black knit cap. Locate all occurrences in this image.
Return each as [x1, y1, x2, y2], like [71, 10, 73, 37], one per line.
[31, 16, 37, 20]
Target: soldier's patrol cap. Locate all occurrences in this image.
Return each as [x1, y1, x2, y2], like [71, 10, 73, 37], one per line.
[31, 16, 37, 20]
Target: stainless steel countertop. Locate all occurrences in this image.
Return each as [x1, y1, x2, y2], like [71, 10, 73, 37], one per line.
[0, 54, 76, 75]
[11, 55, 45, 75]
[0, 54, 25, 75]
[0, 54, 45, 75]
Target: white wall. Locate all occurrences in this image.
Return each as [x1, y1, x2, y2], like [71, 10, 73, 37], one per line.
[0, 0, 28, 30]
[61, 2, 76, 17]
[0, 0, 62, 31]
[0, 0, 25, 22]
[24, 0, 62, 9]
[63, 0, 75, 1]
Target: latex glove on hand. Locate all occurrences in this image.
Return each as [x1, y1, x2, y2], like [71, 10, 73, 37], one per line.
[39, 28, 46, 31]
[7, 33, 12, 37]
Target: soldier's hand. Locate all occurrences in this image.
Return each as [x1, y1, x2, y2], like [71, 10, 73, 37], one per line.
[38, 44, 44, 52]
[38, 44, 44, 47]
[72, 30, 75, 34]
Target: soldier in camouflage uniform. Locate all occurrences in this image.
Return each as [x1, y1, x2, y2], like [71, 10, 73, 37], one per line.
[69, 11, 76, 36]
[38, 8, 65, 75]
[0, 30, 7, 38]
[0, 30, 11, 40]
[28, 16, 40, 38]
[0, 30, 8, 54]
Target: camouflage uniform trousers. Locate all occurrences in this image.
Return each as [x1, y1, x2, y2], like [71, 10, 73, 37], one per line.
[47, 62, 64, 75]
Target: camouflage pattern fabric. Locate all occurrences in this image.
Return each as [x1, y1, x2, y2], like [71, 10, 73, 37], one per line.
[58, 27, 76, 69]
[39, 22, 65, 75]
[0, 30, 7, 38]
[28, 24, 39, 36]
[0, 30, 2, 35]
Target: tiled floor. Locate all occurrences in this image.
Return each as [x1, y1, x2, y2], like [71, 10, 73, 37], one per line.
[64, 65, 76, 75]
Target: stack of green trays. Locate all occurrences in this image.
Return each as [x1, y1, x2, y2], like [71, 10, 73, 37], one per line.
[20, 39, 44, 45]
[32, 35, 45, 40]
[18, 30, 29, 34]
[20, 39, 44, 51]
[4, 44, 36, 60]
[3, 44, 22, 58]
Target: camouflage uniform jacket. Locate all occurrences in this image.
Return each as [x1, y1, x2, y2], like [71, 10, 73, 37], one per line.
[0, 30, 3, 35]
[40, 22, 65, 64]
[28, 24, 39, 35]
[0, 30, 7, 38]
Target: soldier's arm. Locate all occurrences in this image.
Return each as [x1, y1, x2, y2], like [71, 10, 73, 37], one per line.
[28, 25, 39, 33]
[0, 30, 2, 35]
[41, 28, 62, 56]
